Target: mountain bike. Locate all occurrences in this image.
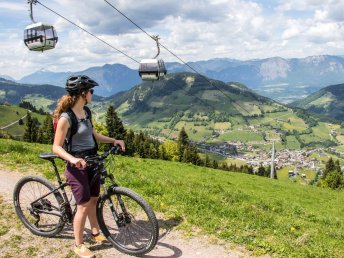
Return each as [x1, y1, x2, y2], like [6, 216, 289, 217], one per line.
[13, 145, 159, 256]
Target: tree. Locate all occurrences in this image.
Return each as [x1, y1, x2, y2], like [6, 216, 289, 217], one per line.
[41, 114, 54, 144]
[93, 121, 108, 151]
[105, 105, 126, 139]
[257, 164, 266, 177]
[148, 143, 158, 159]
[182, 146, 191, 163]
[322, 158, 343, 189]
[124, 129, 135, 156]
[158, 144, 167, 160]
[177, 127, 189, 161]
[162, 140, 178, 161]
[23, 112, 39, 142]
[323, 157, 335, 179]
[324, 172, 342, 189]
[221, 162, 229, 171]
[204, 155, 211, 167]
[212, 159, 218, 169]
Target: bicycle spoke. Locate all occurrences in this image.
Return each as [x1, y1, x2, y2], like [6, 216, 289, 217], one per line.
[14, 177, 64, 236]
[98, 187, 158, 255]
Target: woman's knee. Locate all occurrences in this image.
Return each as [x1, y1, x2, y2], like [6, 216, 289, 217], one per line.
[77, 199, 93, 212]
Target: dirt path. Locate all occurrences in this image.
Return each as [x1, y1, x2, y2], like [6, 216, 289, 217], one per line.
[0, 111, 29, 130]
[0, 169, 257, 258]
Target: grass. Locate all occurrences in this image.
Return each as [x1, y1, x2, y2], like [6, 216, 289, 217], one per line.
[0, 104, 47, 137]
[218, 130, 264, 142]
[0, 139, 343, 257]
[0, 194, 76, 258]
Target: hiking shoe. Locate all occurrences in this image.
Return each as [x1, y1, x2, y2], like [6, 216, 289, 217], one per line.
[91, 233, 112, 246]
[74, 244, 94, 258]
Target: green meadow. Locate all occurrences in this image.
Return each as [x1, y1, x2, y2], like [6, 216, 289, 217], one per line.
[0, 139, 343, 257]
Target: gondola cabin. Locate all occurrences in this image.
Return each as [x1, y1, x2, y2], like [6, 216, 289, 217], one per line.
[24, 22, 58, 52]
[139, 59, 167, 81]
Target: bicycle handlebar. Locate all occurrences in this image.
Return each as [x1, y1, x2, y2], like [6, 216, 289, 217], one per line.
[84, 144, 122, 165]
[100, 144, 122, 159]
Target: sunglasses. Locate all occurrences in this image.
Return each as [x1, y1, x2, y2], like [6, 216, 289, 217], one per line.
[89, 89, 94, 94]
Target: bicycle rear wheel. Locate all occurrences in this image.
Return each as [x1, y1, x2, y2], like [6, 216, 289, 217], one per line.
[13, 176, 65, 237]
[97, 187, 159, 256]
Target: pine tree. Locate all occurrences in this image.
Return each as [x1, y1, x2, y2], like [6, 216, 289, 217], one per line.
[221, 162, 229, 171]
[158, 145, 167, 160]
[189, 144, 201, 165]
[148, 143, 158, 159]
[212, 159, 218, 169]
[257, 164, 266, 177]
[177, 127, 189, 161]
[335, 160, 341, 173]
[205, 154, 211, 167]
[323, 157, 335, 179]
[105, 105, 126, 139]
[182, 146, 191, 163]
[322, 158, 343, 189]
[23, 111, 33, 142]
[324, 172, 342, 189]
[41, 114, 54, 144]
[31, 117, 39, 142]
[23, 112, 39, 142]
[124, 129, 135, 156]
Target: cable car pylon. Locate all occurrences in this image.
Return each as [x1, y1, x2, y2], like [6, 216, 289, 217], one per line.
[24, 0, 58, 52]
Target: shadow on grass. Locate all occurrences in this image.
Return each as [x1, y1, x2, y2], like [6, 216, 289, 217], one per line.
[55, 216, 185, 257]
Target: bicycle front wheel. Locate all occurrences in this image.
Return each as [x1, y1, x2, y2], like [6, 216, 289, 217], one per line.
[13, 176, 65, 237]
[97, 187, 159, 256]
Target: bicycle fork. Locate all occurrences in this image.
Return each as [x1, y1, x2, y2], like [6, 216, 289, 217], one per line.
[101, 184, 131, 228]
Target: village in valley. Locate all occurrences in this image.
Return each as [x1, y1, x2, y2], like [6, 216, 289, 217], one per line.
[198, 139, 344, 181]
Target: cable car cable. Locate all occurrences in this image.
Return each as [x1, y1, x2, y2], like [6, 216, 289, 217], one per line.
[34, 1, 219, 140]
[28, 0, 37, 23]
[35, 0, 139, 64]
[103, 0, 251, 115]
[33, 1, 250, 141]
[105, 0, 287, 141]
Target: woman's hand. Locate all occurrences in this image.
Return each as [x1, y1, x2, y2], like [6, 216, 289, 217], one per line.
[70, 157, 87, 169]
[114, 139, 126, 152]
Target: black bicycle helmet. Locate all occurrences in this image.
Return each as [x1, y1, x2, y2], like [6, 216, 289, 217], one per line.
[65, 75, 98, 95]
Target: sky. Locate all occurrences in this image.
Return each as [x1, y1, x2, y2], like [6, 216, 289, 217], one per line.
[0, 0, 343, 80]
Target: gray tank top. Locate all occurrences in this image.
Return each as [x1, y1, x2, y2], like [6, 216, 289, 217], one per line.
[60, 111, 96, 152]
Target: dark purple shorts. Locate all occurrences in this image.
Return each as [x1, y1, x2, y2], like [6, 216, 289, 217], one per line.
[65, 164, 100, 205]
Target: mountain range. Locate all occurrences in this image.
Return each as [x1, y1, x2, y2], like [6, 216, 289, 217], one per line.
[19, 64, 142, 97]
[13, 55, 344, 103]
[1, 73, 342, 148]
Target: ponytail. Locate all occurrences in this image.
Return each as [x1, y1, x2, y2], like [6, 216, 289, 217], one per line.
[53, 95, 78, 120]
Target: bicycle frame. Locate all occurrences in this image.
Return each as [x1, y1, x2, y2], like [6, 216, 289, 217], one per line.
[37, 147, 127, 228]
[29, 158, 74, 224]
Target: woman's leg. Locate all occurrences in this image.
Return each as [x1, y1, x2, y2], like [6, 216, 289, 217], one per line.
[87, 196, 100, 235]
[74, 200, 92, 245]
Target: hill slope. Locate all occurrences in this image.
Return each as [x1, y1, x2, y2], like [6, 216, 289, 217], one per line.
[93, 72, 339, 149]
[291, 83, 344, 122]
[0, 139, 343, 257]
[98, 72, 278, 139]
[0, 104, 47, 138]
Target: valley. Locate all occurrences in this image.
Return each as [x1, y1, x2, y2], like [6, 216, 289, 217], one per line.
[1, 70, 344, 180]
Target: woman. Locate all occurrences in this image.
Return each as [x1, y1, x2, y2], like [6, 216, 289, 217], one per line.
[53, 75, 125, 258]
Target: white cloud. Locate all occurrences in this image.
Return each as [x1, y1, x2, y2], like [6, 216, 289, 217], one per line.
[0, 2, 26, 12]
[1, 0, 344, 79]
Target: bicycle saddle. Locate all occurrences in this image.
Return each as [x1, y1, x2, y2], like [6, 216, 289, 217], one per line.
[39, 152, 59, 161]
